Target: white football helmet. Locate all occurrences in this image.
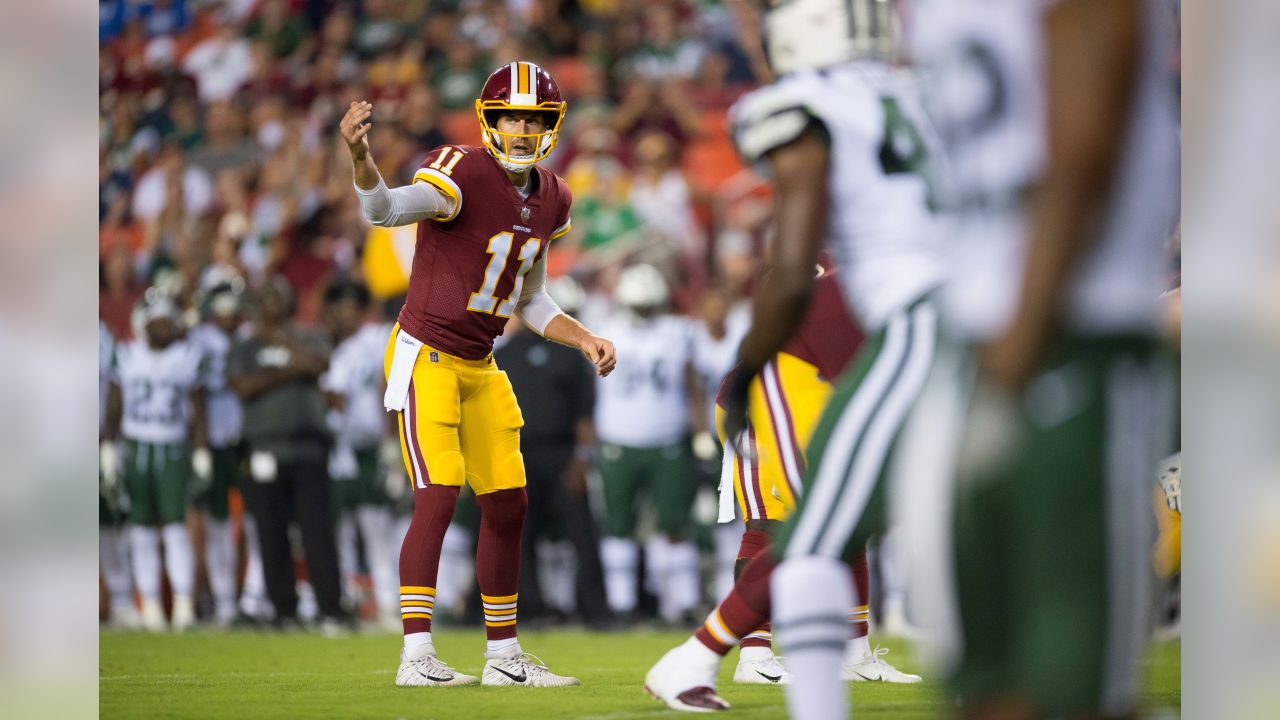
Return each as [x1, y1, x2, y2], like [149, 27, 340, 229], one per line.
[614, 264, 670, 311]
[765, 0, 898, 75]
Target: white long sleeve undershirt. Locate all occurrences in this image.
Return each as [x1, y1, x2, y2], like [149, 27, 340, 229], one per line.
[515, 254, 565, 335]
[355, 179, 454, 227]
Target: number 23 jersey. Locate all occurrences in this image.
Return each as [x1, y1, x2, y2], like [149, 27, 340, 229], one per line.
[399, 145, 573, 360]
[112, 338, 205, 445]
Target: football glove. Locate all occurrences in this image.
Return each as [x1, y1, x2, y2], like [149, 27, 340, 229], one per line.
[190, 447, 213, 498]
[100, 440, 121, 491]
[381, 438, 408, 500]
[692, 430, 720, 462]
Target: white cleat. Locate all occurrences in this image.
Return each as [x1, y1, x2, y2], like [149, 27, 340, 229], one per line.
[482, 653, 580, 687]
[108, 601, 143, 631]
[171, 595, 196, 632]
[140, 598, 168, 633]
[842, 646, 923, 684]
[395, 647, 480, 687]
[733, 655, 790, 685]
[644, 642, 730, 712]
[876, 601, 920, 639]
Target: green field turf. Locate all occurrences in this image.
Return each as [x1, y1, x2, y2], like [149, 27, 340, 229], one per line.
[100, 629, 1179, 719]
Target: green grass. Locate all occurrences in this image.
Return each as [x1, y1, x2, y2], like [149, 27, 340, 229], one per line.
[100, 629, 1179, 719]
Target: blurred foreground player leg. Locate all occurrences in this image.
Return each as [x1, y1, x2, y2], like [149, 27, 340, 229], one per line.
[344, 60, 615, 686]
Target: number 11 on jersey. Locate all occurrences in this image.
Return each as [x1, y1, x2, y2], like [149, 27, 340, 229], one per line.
[468, 231, 542, 318]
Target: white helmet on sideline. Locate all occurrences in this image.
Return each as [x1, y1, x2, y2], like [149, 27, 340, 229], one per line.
[614, 264, 669, 311]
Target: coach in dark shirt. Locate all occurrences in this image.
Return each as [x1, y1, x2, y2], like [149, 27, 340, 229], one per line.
[495, 315, 611, 627]
[227, 276, 347, 630]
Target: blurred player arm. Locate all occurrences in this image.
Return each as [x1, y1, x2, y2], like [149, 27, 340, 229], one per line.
[980, 0, 1142, 389]
[340, 100, 456, 226]
[188, 386, 209, 450]
[103, 381, 123, 442]
[723, 121, 829, 447]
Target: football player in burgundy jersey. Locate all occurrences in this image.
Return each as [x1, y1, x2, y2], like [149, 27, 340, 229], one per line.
[341, 61, 615, 688]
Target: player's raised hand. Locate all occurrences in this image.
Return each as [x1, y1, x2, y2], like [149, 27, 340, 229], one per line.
[340, 101, 374, 159]
[579, 334, 617, 377]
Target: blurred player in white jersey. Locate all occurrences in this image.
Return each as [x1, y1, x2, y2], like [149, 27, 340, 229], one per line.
[102, 293, 211, 631]
[646, 0, 942, 714]
[100, 320, 141, 629]
[594, 264, 709, 624]
[320, 281, 401, 630]
[910, 1, 1179, 716]
[188, 280, 260, 626]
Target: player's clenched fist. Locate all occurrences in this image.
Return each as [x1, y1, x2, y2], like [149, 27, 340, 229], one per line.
[339, 100, 373, 159]
[579, 334, 617, 377]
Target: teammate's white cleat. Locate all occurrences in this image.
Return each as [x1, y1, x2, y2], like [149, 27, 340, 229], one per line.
[395, 646, 480, 687]
[644, 640, 730, 712]
[140, 598, 168, 633]
[482, 653, 580, 687]
[733, 655, 791, 685]
[171, 595, 196, 632]
[876, 600, 920, 639]
[108, 601, 143, 631]
[841, 646, 923, 683]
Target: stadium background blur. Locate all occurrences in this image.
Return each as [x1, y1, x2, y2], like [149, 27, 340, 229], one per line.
[99, 0, 776, 628]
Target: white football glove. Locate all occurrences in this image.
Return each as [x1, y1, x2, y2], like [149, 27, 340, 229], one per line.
[380, 438, 408, 500]
[190, 447, 214, 497]
[692, 430, 720, 462]
[99, 440, 121, 492]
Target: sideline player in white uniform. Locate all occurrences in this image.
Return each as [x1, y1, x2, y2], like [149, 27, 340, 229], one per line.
[320, 281, 401, 630]
[188, 282, 260, 626]
[102, 294, 211, 632]
[594, 264, 709, 623]
[100, 321, 141, 629]
[909, 1, 1179, 716]
[645, 0, 942, 713]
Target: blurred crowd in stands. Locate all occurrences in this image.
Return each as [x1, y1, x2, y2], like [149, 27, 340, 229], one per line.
[100, 0, 775, 343]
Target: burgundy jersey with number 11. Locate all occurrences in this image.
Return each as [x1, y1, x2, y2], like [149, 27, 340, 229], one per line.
[397, 144, 573, 359]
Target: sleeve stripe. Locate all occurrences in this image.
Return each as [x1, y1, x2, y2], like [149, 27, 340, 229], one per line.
[412, 168, 463, 222]
[550, 217, 572, 240]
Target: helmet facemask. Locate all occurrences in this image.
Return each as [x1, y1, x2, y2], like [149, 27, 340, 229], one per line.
[476, 104, 565, 173]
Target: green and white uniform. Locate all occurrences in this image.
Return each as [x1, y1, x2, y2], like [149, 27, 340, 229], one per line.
[728, 60, 944, 559]
[189, 322, 244, 520]
[910, 0, 1179, 713]
[594, 311, 699, 537]
[113, 337, 206, 526]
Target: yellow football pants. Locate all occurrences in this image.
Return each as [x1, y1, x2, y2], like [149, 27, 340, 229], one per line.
[383, 324, 526, 495]
[718, 352, 833, 521]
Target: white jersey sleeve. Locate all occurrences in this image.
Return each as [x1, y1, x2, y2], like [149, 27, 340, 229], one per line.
[729, 79, 826, 167]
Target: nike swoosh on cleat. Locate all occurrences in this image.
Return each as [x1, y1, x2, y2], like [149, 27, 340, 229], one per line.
[755, 671, 783, 683]
[493, 666, 527, 683]
[417, 670, 455, 683]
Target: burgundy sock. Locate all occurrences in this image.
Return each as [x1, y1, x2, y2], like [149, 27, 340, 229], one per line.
[399, 484, 459, 635]
[850, 549, 870, 639]
[736, 530, 774, 649]
[695, 549, 778, 655]
[475, 488, 527, 641]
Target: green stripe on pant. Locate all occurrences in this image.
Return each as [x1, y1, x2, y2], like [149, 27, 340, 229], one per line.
[776, 299, 939, 560]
